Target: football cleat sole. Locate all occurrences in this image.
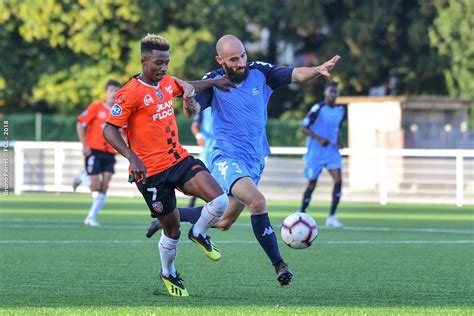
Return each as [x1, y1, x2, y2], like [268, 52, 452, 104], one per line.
[188, 227, 221, 261]
[160, 273, 189, 297]
[275, 261, 293, 287]
[277, 270, 293, 287]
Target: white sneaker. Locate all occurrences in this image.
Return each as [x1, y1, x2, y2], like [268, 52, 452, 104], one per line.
[84, 218, 100, 226]
[325, 215, 343, 228]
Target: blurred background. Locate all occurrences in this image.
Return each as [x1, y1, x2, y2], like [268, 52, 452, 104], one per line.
[0, 0, 473, 204]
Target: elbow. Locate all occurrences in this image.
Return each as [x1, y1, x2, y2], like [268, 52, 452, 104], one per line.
[291, 71, 305, 83]
[291, 74, 299, 84]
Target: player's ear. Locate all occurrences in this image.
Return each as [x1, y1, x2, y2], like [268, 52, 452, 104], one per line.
[215, 55, 223, 65]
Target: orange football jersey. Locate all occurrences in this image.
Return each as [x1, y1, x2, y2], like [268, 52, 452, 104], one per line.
[77, 101, 116, 154]
[106, 75, 188, 177]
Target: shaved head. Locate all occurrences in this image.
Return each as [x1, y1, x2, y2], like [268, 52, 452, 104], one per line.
[215, 34, 249, 82]
[216, 34, 244, 57]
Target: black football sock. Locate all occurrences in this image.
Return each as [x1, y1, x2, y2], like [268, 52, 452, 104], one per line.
[179, 206, 203, 224]
[329, 182, 342, 216]
[300, 187, 315, 213]
[187, 196, 197, 208]
[251, 213, 283, 266]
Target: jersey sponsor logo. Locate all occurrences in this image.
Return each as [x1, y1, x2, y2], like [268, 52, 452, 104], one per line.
[261, 226, 274, 236]
[155, 90, 164, 102]
[152, 201, 163, 213]
[110, 104, 122, 116]
[252, 86, 261, 96]
[144, 94, 154, 106]
[152, 100, 175, 121]
[165, 85, 173, 95]
[98, 111, 107, 119]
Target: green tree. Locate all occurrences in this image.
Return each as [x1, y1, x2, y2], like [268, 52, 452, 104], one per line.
[0, 0, 258, 114]
[429, 0, 474, 99]
[0, 0, 464, 119]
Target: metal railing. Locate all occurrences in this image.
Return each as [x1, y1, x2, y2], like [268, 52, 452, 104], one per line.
[12, 141, 474, 206]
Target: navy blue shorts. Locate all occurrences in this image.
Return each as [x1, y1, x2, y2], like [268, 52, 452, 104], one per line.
[85, 149, 116, 175]
[136, 155, 208, 218]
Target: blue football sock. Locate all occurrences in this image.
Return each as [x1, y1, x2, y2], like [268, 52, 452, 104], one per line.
[179, 206, 203, 224]
[251, 213, 283, 266]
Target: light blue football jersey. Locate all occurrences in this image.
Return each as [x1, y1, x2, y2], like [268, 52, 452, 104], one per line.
[302, 102, 346, 154]
[195, 107, 213, 140]
[196, 62, 294, 166]
[194, 107, 214, 165]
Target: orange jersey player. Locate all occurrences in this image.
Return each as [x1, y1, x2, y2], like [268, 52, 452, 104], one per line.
[76, 79, 121, 226]
[77, 101, 116, 155]
[108, 74, 189, 176]
[103, 34, 233, 297]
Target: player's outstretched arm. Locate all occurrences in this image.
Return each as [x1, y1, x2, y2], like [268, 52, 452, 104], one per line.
[172, 76, 196, 99]
[292, 55, 341, 83]
[188, 76, 235, 92]
[171, 76, 201, 117]
[103, 124, 147, 183]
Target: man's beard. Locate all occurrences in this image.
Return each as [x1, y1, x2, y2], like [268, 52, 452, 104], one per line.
[224, 64, 249, 82]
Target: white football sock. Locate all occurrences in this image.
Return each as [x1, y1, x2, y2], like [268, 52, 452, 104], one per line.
[192, 194, 228, 237]
[159, 233, 179, 277]
[86, 192, 106, 220]
[80, 170, 91, 187]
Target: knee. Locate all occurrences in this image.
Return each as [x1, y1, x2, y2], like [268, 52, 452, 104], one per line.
[163, 225, 181, 240]
[307, 180, 317, 191]
[100, 186, 108, 194]
[100, 182, 109, 192]
[209, 193, 229, 217]
[248, 196, 266, 214]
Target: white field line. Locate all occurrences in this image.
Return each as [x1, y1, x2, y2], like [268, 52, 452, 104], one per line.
[0, 240, 472, 245]
[0, 220, 472, 235]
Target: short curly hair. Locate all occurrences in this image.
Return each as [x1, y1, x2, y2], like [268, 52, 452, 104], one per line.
[140, 34, 169, 54]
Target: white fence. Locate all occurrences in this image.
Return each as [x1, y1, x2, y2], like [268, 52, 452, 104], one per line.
[11, 141, 474, 206]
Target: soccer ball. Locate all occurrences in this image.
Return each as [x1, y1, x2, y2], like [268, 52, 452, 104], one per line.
[280, 212, 318, 249]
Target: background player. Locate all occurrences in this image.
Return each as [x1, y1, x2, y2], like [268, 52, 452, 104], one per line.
[103, 34, 231, 297]
[174, 35, 340, 286]
[299, 82, 345, 228]
[77, 79, 121, 226]
[187, 107, 214, 207]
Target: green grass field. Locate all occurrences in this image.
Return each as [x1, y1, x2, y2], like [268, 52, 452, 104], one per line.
[1, 193, 473, 315]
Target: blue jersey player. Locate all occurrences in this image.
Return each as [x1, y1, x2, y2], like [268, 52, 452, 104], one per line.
[187, 107, 215, 207]
[147, 35, 340, 286]
[193, 107, 214, 166]
[299, 82, 345, 228]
